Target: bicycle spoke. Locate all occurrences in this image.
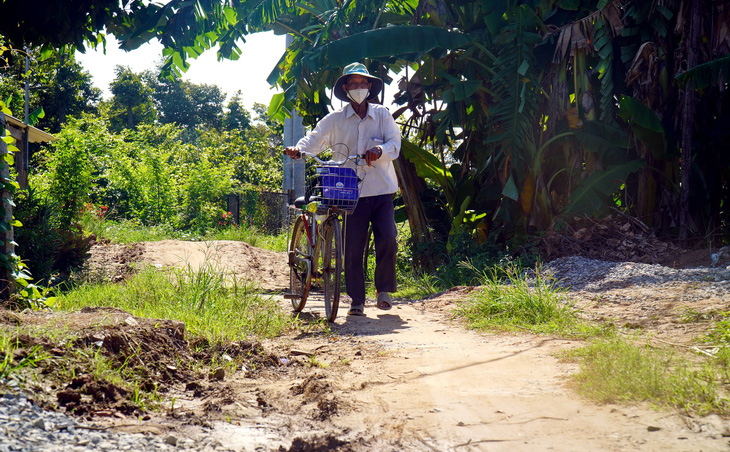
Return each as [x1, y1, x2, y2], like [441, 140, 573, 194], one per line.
[288, 216, 312, 311]
[322, 218, 342, 322]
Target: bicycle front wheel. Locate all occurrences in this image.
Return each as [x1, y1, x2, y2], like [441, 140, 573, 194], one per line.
[288, 215, 312, 311]
[321, 217, 343, 322]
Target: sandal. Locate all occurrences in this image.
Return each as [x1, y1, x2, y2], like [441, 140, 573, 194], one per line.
[376, 292, 392, 311]
[348, 305, 365, 316]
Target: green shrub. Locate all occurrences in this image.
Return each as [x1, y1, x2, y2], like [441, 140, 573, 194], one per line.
[13, 188, 62, 282]
[46, 127, 93, 229]
[14, 187, 92, 283]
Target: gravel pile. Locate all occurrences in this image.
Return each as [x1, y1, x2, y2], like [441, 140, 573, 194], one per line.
[0, 379, 227, 451]
[544, 256, 730, 293]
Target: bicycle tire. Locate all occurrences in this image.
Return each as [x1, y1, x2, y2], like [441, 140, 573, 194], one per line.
[288, 216, 312, 311]
[321, 217, 342, 322]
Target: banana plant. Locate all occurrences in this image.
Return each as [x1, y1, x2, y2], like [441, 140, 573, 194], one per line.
[118, 0, 730, 247]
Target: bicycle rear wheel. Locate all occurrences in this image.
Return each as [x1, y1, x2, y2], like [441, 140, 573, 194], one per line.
[288, 216, 312, 311]
[321, 217, 343, 322]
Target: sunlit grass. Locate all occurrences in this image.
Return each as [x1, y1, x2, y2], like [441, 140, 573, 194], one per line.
[204, 225, 289, 252]
[55, 263, 291, 342]
[564, 337, 730, 415]
[393, 270, 440, 300]
[453, 263, 603, 338]
[81, 213, 289, 252]
[0, 334, 47, 381]
[80, 214, 193, 243]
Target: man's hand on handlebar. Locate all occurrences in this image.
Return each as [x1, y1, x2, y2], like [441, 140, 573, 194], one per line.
[284, 147, 301, 159]
[285, 147, 378, 165]
[365, 146, 382, 166]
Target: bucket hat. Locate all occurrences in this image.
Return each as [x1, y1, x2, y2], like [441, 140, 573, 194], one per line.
[333, 62, 383, 102]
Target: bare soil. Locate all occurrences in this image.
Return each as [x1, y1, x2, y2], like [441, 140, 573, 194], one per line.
[3, 240, 730, 451]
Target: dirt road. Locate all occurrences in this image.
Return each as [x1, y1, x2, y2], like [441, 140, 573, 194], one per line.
[190, 295, 722, 451]
[84, 241, 729, 451]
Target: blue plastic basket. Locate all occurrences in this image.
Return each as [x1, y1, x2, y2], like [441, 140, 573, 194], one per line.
[316, 166, 359, 213]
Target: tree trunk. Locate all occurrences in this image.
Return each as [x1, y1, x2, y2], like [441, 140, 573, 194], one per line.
[679, 0, 702, 242]
[393, 153, 432, 246]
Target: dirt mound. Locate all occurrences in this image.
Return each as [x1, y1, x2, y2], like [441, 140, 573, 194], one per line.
[86, 240, 290, 291]
[0, 307, 281, 420]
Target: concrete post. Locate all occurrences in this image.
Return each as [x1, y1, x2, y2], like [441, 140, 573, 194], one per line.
[282, 35, 306, 219]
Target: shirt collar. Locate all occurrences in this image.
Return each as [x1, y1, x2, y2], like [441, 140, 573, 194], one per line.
[345, 103, 374, 119]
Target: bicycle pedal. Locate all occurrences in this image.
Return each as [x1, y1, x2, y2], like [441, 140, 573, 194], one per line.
[283, 292, 301, 299]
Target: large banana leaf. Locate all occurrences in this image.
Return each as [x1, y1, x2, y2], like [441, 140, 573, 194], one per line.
[400, 139, 454, 196]
[676, 54, 730, 89]
[618, 95, 667, 159]
[618, 96, 663, 132]
[574, 120, 631, 165]
[563, 160, 644, 215]
[302, 25, 472, 69]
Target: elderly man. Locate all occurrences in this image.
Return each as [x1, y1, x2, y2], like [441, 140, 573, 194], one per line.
[284, 62, 401, 316]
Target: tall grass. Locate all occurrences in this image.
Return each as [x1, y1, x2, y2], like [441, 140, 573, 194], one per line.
[81, 213, 289, 252]
[565, 337, 730, 415]
[81, 214, 193, 243]
[454, 263, 601, 337]
[204, 225, 289, 252]
[55, 262, 291, 342]
[0, 336, 46, 381]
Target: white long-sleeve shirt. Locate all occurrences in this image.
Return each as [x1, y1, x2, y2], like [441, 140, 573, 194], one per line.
[295, 103, 401, 197]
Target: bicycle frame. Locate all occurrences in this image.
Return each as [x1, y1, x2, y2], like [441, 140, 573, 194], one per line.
[285, 150, 365, 321]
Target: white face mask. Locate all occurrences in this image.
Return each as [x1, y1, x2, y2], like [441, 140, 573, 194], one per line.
[347, 88, 369, 104]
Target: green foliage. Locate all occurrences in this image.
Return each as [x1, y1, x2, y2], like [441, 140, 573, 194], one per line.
[32, 112, 281, 236]
[11, 184, 93, 288]
[46, 125, 93, 230]
[106, 124, 180, 226]
[705, 313, 730, 345]
[252, 102, 283, 151]
[563, 161, 645, 215]
[12, 187, 62, 282]
[109, 65, 155, 131]
[56, 263, 290, 342]
[0, 0, 148, 51]
[9, 0, 729, 248]
[302, 25, 472, 70]
[676, 54, 730, 90]
[177, 154, 232, 233]
[566, 337, 730, 415]
[0, 336, 46, 381]
[223, 91, 251, 134]
[0, 48, 99, 133]
[403, 228, 536, 290]
[147, 69, 226, 132]
[1, 100, 30, 295]
[454, 263, 598, 337]
[199, 128, 281, 191]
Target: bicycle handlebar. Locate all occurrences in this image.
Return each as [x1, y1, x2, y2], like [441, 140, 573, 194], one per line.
[293, 151, 367, 166]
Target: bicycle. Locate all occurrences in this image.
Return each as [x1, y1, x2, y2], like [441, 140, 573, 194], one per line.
[284, 150, 365, 322]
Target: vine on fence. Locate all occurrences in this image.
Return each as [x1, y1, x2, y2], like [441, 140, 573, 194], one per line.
[0, 101, 54, 307]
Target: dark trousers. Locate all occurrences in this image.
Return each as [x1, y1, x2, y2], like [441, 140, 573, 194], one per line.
[344, 194, 397, 306]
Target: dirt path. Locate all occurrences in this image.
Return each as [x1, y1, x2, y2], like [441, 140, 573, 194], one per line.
[186, 295, 723, 451]
[84, 241, 730, 451]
